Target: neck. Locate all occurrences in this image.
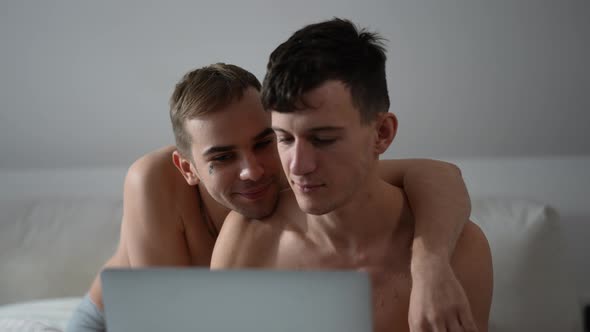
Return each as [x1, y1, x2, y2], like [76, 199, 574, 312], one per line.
[307, 177, 406, 249]
[196, 184, 230, 232]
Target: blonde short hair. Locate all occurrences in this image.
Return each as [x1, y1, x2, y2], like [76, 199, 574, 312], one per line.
[169, 63, 261, 158]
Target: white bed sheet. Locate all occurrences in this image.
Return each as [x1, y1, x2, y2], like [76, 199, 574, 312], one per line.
[0, 297, 80, 332]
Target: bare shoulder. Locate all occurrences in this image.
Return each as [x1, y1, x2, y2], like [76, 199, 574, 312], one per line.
[121, 147, 180, 229]
[125, 146, 179, 193]
[119, 146, 207, 266]
[211, 211, 258, 268]
[452, 221, 494, 330]
[123, 145, 195, 214]
[212, 198, 290, 269]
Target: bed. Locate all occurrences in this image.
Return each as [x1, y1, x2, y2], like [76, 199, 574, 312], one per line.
[1, 156, 588, 331]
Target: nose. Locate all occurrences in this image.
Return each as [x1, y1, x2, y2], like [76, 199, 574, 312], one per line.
[239, 153, 264, 182]
[289, 140, 316, 176]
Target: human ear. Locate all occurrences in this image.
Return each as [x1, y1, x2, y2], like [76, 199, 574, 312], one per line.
[172, 150, 200, 186]
[374, 112, 397, 154]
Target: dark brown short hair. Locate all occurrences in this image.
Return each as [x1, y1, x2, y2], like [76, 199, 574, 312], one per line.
[262, 18, 390, 123]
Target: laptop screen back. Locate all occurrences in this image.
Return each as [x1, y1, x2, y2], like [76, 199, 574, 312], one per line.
[101, 268, 373, 332]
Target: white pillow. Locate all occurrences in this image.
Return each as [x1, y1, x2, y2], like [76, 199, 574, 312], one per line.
[471, 197, 582, 332]
[0, 197, 122, 305]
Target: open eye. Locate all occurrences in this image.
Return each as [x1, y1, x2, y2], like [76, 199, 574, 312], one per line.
[211, 153, 235, 163]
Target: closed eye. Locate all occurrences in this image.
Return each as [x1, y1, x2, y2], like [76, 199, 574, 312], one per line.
[311, 137, 337, 147]
[277, 136, 294, 145]
[254, 137, 274, 150]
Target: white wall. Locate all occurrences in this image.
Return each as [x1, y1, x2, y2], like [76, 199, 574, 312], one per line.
[1, 0, 589, 169]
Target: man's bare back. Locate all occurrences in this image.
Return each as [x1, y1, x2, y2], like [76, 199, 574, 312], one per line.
[88, 146, 229, 308]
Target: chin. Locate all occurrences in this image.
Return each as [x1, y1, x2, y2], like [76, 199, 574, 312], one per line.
[295, 193, 340, 215]
[237, 200, 277, 220]
[303, 207, 330, 216]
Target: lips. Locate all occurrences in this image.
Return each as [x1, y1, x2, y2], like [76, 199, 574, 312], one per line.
[236, 183, 271, 200]
[293, 182, 324, 193]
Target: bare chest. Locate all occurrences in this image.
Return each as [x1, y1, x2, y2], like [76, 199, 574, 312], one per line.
[274, 237, 413, 332]
[369, 265, 412, 332]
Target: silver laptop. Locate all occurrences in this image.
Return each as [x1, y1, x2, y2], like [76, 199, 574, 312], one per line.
[101, 268, 373, 332]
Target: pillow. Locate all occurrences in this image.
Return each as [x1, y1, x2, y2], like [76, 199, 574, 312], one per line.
[471, 197, 582, 332]
[0, 197, 122, 305]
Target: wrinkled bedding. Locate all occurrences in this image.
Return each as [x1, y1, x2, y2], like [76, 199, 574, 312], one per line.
[0, 297, 80, 331]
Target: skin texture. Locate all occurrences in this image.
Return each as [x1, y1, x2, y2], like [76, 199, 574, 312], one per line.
[87, 87, 477, 331]
[211, 81, 493, 332]
[212, 195, 492, 332]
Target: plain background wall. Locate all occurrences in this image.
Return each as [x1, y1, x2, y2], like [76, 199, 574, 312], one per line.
[0, 0, 588, 169]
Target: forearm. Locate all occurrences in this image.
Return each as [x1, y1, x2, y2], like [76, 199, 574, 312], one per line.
[402, 160, 470, 268]
[394, 160, 476, 332]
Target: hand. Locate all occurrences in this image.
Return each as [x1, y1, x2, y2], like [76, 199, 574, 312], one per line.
[409, 257, 477, 332]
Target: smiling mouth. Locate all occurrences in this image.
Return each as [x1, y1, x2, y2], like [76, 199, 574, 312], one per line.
[236, 183, 271, 200]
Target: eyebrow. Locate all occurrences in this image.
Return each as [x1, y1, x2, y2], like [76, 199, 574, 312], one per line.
[202, 128, 275, 157]
[272, 126, 345, 134]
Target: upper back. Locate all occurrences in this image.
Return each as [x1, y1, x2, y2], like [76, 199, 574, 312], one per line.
[119, 146, 219, 266]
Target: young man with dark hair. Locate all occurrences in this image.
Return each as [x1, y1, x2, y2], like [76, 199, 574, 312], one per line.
[212, 19, 493, 332]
